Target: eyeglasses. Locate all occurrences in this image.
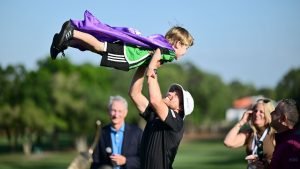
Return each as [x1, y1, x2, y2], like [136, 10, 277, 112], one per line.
[257, 98, 271, 103]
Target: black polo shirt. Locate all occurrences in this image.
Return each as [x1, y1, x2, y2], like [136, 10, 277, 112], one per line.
[140, 106, 184, 169]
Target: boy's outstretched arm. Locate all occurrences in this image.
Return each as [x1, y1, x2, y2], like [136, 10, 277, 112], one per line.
[129, 66, 149, 114]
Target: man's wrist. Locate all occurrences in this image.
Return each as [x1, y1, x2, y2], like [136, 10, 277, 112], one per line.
[148, 67, 158, 74]
[153, 68, 157, 75]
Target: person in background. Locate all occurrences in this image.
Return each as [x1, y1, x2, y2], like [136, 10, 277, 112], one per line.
[268, 98, 300, 169]
[90, 95, 143, 169]
[224, 99, 276, 169]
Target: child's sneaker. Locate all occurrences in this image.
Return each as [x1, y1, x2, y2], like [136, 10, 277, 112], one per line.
[50, 33, 60, 59]
[50, 20, 74, 60]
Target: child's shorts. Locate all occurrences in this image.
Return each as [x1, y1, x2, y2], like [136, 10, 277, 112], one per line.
[99, 42, 152, 71]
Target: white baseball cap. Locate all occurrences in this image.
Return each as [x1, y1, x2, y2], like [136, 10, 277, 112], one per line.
[168, 83, 194, 118]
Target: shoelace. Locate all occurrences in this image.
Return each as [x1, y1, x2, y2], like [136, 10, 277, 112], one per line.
[53, 46, 66, 57]
[56, 29, 72, 58]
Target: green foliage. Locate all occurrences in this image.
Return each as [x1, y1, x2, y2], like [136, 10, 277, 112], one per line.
[228, 80, 256, 99]
[256, 88, 276, 99]
[1, 56, 299, 152]
[181, 63, 233, 122]
[275, 67, 300, 102]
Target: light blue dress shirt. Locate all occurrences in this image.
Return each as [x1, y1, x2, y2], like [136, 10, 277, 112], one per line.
[110, 123, 125, 169]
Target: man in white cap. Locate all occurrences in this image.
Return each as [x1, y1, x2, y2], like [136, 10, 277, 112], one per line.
[129, 66, 194, 169]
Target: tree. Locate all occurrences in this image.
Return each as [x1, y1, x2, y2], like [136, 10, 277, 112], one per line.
[275, 68, 300, 102]
[256, 88, 275, 99]
[228, 80, 256, 99]
[0, 65, 26, 151]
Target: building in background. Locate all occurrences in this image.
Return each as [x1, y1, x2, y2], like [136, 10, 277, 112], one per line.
[225, 95, 276, 122]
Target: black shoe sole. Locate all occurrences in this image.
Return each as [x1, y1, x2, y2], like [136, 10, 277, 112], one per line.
[50, 33, 60, 60]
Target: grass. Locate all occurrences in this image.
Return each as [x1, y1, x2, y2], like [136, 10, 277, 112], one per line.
[0, 151, 76, 169]
[0, 139, 246, 169]
[173, 139, 246, 169]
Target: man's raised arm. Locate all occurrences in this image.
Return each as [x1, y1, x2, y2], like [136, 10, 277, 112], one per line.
[129, 66, 149, 113]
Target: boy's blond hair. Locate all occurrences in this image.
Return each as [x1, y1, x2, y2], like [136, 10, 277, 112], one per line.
[165, 26, 194, 47]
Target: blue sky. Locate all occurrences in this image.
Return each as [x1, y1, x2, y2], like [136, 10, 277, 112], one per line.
[1, 0, 299, 88]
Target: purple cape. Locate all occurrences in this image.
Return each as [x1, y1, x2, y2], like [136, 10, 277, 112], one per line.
[71, 10, 174, 51]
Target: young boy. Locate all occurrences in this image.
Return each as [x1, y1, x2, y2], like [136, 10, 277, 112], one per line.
[50, 10, 194, 71]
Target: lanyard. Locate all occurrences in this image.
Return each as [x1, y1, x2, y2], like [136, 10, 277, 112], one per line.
[251, 127, 269, 155]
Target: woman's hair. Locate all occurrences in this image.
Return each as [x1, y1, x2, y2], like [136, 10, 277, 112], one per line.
[165, 26, 194, 47]
[249, 99, 275, 135]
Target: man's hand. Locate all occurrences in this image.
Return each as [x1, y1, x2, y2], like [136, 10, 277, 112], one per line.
[110, 154, 126, 166]
[245, 155, 265, 169]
